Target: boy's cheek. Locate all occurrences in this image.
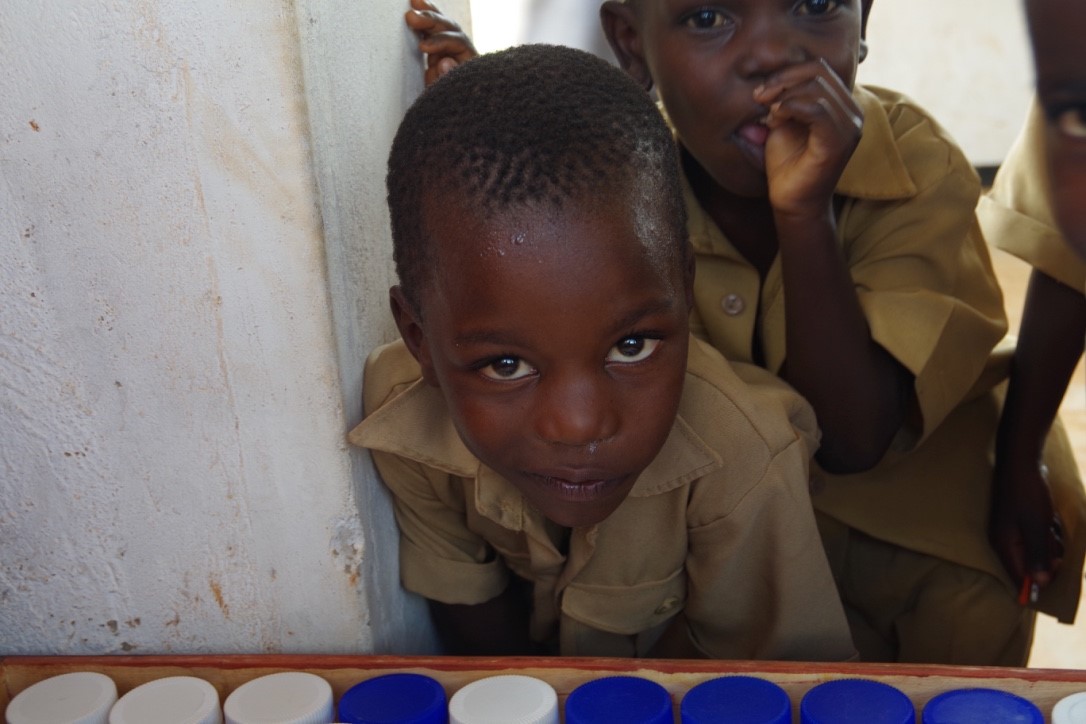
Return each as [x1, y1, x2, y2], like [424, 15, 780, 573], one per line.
[447, 397, 517, 451]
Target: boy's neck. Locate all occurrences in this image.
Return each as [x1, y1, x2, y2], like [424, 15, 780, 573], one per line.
[682, 150, 778, 278]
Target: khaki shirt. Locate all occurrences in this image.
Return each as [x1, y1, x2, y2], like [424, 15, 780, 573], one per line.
[978, 99, 1086, 290]
[678, 85, 1085, 621]
[685, 84, 1007, 444]
[350, 336, 856, 661]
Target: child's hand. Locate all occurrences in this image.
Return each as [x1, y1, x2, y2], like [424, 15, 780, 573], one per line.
[754, 59, 863, 222]
[405, 0, 478, 87]
[989, 460, 1064, 599]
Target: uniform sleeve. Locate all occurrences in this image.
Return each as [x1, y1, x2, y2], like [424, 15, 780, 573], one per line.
[728, 359, 821, 464]
[979, 99, 1086, 290]
[370, 449, 510, 605]
[681, 438, 856, 661]
[842, 107, 1007, 445]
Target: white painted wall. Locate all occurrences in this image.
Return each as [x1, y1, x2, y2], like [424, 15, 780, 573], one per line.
[858, 0, 1034, 167]
[471, 0, 1034, 167]
[0, 0, 467, 655]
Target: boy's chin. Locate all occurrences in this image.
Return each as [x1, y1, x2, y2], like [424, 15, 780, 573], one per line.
[534, 487, 635, 529]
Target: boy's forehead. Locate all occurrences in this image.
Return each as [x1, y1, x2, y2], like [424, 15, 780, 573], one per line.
[422, 189, 680, 279]
[630, 0, 873, 19]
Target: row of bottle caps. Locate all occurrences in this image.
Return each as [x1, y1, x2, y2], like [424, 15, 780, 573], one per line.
[7, 668, 1086, 724]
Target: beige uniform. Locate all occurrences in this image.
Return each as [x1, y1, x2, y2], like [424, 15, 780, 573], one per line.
[979, 99, 1086, 290]
[682, 84, 1085, 665]
[350, 336, 856, 661]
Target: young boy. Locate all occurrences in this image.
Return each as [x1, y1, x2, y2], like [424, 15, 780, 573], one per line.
[977, 0, 1086, 630]
[349, 43, 856, 660]
[599, 0, 1086, 665]
[405, 1, 1086, 664]
[979, 99, 1086, 609]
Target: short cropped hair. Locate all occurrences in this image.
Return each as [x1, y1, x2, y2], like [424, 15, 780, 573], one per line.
[386, 44, 687, 314]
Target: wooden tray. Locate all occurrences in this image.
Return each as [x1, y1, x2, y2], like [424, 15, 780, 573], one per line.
[4, 654, 1086, 719]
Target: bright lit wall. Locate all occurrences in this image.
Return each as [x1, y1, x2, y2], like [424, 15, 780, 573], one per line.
[0, 0, 468, 655]
[471, 0, 1034, 166]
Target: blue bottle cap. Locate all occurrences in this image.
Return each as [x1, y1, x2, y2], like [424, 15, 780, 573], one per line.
[680, 676, 791, 724]
[565, 676, 672, 724]
[800, 679, 915, 724]
[922, 688, 1043, 724]
[338, 673, 448, 724]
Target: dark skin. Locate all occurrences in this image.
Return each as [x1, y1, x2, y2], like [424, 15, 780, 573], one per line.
[991, 269, 1083, 591]
[405, 0, 902, 475]
[601, 0, 910, 474]
[1029, 0, 1086, 259]
[400, 0, 1056, 604]
[427, 575, 537, 655]
[404, 0, 477, 86]
[391, 192, 693, 654]
[991, 0, 1086, 594]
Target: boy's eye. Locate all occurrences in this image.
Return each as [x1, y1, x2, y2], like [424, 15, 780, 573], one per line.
[1056, 107, 1086, 140]
[606, 336, 661, 364]
[480, 356, 536, 381]
[683, 9, 729, 30]
[796, 0, 841, 16]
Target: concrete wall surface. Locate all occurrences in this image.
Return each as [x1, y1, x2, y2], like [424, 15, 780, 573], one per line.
[0, 0, 467, 655]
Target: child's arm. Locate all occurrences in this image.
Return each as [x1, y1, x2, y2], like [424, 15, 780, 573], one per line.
[757, 63, 913, 473]
[404, 0, 478, 87]
[427, 576, 537, 655]
[367, 445, 535, 653]
[991, 269, 1085, 590]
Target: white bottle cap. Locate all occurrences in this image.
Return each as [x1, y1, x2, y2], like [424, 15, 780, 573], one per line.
[223, 672, 333, 724]
[108, 676, 221, 724]
[448, 675, 558, 724]
[6, 671, 118, 724]
[1054, 692, 1086, 724]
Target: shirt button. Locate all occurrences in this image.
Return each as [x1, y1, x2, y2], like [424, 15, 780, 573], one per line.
[654, 596, 681, 615]
[721, 293, 746, 316]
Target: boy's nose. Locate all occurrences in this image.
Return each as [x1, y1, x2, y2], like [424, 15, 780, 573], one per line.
[534, 373, 619, 448]
[736, 19, 808, 80]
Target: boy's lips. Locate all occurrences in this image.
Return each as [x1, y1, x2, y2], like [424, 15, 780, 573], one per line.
[737, 120, 770, 147]
[732, 120, 769, 169]
[527, 469, 630, 501]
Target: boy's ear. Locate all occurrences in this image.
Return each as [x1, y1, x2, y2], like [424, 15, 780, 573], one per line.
[390, 285, 439, 387]
[601, 1, 653, 91]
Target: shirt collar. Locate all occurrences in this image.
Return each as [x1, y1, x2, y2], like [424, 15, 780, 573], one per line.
[348, 377, 723, 530]
[836, 85, 917, 200]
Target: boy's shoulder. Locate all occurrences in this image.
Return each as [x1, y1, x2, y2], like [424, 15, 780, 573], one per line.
[350, 339, 477, 477]
[681, 336, 819, 467]
[360, 339, 423, 416]
[838, 84, 979, 201]
[979, 99, 1086, 289]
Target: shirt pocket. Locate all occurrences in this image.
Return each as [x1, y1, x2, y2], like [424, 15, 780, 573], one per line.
[560, 567, 686, 636]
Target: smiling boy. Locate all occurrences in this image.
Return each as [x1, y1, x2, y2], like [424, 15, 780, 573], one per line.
[349, 44, 855, 659]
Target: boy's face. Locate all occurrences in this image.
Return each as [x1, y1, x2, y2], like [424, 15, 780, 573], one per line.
[604, 0, 863, 198]
[1028, 0, 1086, 259]
[395, 194, 691, 529]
